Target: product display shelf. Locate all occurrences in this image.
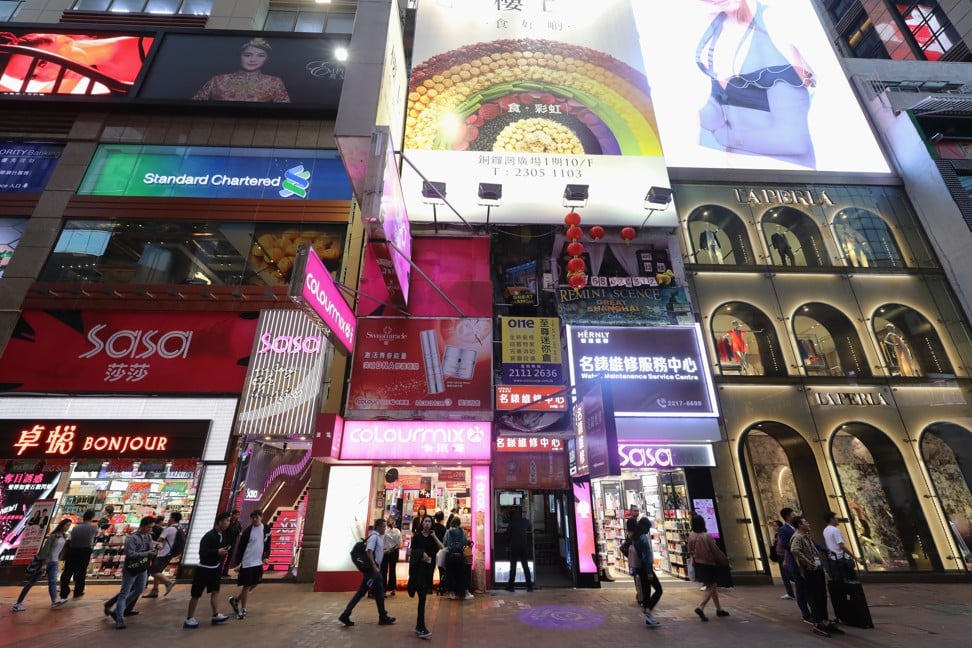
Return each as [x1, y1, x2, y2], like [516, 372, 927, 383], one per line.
[662, 513, 692, 580]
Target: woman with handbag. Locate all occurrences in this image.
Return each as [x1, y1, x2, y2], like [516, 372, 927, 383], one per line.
[687, 514, 731, 621]
[443, 518, 472, 600]
[11, 518, 71, 611]
[407, 515, 443, 639]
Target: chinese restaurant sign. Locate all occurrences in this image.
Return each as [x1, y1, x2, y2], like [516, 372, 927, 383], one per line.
[339, 420, 492, 461]
[78, 145, 352, 200]
[0, 420, 211, 459]
[346, 317, 492, 418]
[566, 325, 718, 417]
[500, 316, 563, 385]
[0, 310, 258, 394]
[558, 284, 694, 326]
[0, 142, 63, 193]
[402, 0, 673, 226]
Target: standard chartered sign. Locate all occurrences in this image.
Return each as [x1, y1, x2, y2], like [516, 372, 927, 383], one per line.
[140, 164, 311, 197]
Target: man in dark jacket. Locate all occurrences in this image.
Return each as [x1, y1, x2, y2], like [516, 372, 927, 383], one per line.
[228, 510, 272, 620]
[184, 512, 232, 629]
[504, 508, 533, 592]
[221, 510, 242, 576]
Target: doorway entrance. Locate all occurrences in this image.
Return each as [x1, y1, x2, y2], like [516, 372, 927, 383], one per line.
[494, 489, 575, 588]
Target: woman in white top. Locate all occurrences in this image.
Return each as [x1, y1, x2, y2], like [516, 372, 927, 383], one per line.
[12, 518, 71, 611]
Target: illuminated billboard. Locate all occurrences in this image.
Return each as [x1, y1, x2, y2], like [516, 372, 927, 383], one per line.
[402, 0, 673, 226]
[633, 1, 890, 174]
[0, 31, 153, 96]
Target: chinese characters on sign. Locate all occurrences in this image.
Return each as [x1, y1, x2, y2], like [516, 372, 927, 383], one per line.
[495, 385, 567, 411]
[500, 316, 563, 385]
[1, 420, 211, 459]
[495, 436, 564, 451]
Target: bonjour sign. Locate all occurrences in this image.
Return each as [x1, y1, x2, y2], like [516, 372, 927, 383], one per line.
[1, 420, 211, 460]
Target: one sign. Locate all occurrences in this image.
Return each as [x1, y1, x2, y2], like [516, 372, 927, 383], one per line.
[289, 245, 356, 355]
[0, 420, 211, 459]
[558, 285, 694, 326]
[138, 32, 345, 108]
[78, 144, 352, 200]
[402, 0, 674, 226]
[492, 452, 568, 490]
[346, 317, 492, 417]
[500, 316, 563, 385]
[566, 325, 718, 417]
[0, 31, 153, 96]
[10, 498, 58, 564]
[363, 126, 412, 306]
[235, 309, 330, 437]
[339, 420, 492, 462]
[495, 386, 567, 411]
[0, 142, 63, 193]
[633, 2, 890, 174]
[579, 383, 620, 479]
[495, 437, 564, 452]
[616, 444, 716, 469]
[0, 310, 258, 394]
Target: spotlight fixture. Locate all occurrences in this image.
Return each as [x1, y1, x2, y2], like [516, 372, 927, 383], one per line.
[477, 182, 503, 205]
[421, 180, 447, 204]
[640, 185, 674, 230]
[563, 184, 589, 208]
[929, 132, 944, 144]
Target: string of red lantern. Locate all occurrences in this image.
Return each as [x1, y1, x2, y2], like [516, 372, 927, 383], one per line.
[564, 211, 587, 291]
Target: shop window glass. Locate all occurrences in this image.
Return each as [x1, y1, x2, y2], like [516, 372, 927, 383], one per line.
[0, 217, 28, 279]
[178, 0, 211, 14]
[761, 207, 830, 267]
[832, 426, 939, 571]
[686, 205, 755, 266]
[39, 220, 346, 288]
[710, 302, 786, 376]
[72, 0, 113, 9]
[896, 1, 958, 61]
[921, 426, 972, 569]
[295, 12, 327, 33]
[872, 303, 954, 377]
[265, 10, 297, 31]
[0, 0, 24, 19]
[325, 14, 355, 34]
[144, 0, 179, 13]
[832, 208, 903, 268]
[792, 302, 871, 377]
[108, 0, 148, 12]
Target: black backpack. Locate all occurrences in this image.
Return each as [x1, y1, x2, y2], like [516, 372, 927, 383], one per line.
[350, 539, 370, 573]
[169, 527, 187, 558]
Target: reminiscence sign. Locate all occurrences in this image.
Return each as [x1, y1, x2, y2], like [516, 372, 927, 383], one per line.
[566, 325, 717, 417]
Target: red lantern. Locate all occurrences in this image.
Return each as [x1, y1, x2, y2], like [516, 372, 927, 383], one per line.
[566, 225, 584, 242]
[566, 241, 584, 257]
[588, 225, 605, 241]
[564, 211, 582, 227]
[568, 274, 587, 291]
[566, 257, 586, 274]
[620, 226, 636, 243]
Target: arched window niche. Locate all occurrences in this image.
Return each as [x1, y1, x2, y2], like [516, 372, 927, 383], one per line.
[921, 424, 972, 569]
[761, 207, 830, 267]
[711, 301, 786, 376]
[832, 208, 904, 269]
[872, 303, 954, 378]
[687, 205, 756, 266]
[792, 302, 871, 377]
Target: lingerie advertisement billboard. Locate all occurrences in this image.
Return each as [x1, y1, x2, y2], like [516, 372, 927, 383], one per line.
[402, 0, 674, 226]
[633, 1, 890, 174]
[0, 310, 258, 394]
[345, 317, 492, 418]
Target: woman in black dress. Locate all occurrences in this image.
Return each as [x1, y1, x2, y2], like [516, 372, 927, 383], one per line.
[407, 516, 443, 639]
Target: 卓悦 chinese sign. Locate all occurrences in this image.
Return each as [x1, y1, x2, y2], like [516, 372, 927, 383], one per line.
[0, 420, 211, 459]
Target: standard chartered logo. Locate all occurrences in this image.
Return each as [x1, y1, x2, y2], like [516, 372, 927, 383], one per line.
[279, 164, 311, 198]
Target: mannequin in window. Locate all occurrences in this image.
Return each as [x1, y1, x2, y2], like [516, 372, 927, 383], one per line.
[770, 231, 795, 266]
[698, 227, 723, 264]
[882, 324, 918, 377]
[727, 320, 752, 373]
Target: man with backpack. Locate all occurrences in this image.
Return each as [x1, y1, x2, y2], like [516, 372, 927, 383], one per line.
[143, 511, 184, 599]
[339, 518, 396, 628]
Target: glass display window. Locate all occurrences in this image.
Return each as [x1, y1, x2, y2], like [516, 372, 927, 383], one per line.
[760, 207, 831, 267]
[686, 205, 756, 266]
[832, 208, 904, 269]
[872, 303, 954, 378]
[921, 424, 972, 569]
[792, 302, 872, 377]
[710, 301, 787, 376]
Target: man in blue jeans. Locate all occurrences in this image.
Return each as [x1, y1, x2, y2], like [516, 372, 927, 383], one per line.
[778, 507, 812, 623]
[114, 516, 158, 629]
[339, 518, 396, 628]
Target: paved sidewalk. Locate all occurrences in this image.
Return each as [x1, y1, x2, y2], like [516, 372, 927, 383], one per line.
[2, 579, 970, 647]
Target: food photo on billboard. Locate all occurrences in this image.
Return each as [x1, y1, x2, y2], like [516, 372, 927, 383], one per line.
[0, 30, 155, 96]
[137, 33, 347, 109]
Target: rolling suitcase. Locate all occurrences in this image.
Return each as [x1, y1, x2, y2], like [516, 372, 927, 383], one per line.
[828, 580, 873, 628]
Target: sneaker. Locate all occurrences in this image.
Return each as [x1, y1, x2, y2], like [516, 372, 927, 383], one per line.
[416, 629, 432, 640]
[115, 620, 126, 630]
[644, 612, 661, 627]
[103, 603, 113, 617]
[183, 618, 199, 629]
[464, 592, 474, 600]
[237, 608, 246, 620]
[212, 614, 229, 625]
[12, 603, 25, 612]
[694, 607, 708, 622]
[802, 617, 816, 625]
[338, 614, 354, 627]
[164, 582, 176, 597]
[449, 593, 456, 600]
[378, 616, 396, 626]
[781, 594, 795, 600]
[387, 591, 395, 597]
[51, 599, 68, 609]
[228, 596, 240, 614]
[812, 624, 831, 638]
[142, 591, 159, 599]
[828, 623, 845, 635]
[716, 609, 730, 617]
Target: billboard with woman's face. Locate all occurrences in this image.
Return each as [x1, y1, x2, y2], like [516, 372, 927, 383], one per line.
[633, 0, 890, 173]
[138, 33, 347, 108]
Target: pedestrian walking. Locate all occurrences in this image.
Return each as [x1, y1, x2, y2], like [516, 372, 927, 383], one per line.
[633, 517, 662, 627]
[687, 514, 730, 622]
[184, 512, 232, 629]
[778, 507, 812, 622]
[770, 520, 796, 600]
[503, 507, 533, 592]
[407, 515, 443, 640]
[112, 516, 159, 629]
[382, 516, 402, 597]
[142, 511, 182, 598]
[338, 517, 396, 628]
[228, 509, 272, 620]
[221, 510, 242, 576]
[790, 515, 843, 637]
[60, 510, 98, 600]
[444, 517, 472, 600]
[11, 518, 71, 612]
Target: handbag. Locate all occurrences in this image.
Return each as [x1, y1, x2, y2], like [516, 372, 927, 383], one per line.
[627, 544, 642, 576]
[25, 555, 44, 577]
[124, 554, 150, 574]
[435, 548, 448, 569]
[462, 545, 473, 565]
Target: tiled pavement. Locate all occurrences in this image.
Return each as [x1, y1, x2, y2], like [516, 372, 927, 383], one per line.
[2, 578, 970, 647]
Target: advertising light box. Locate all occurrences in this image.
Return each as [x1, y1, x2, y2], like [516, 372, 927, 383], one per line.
[0, 31, 154, 97]
[567, 325, 718, 417]
[78, 145, 352, 200]
[0, 142, 63, 193]
[633, 1, 890, 174]
[402, 0, 674, 226]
